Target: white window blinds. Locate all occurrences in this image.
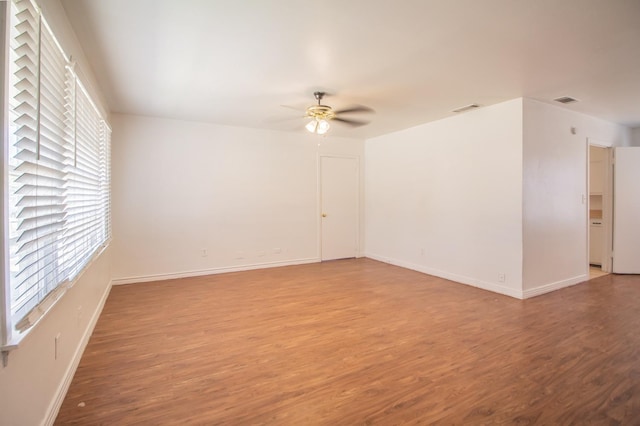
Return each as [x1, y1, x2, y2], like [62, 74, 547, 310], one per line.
[63, 78, 110, 280]
[6, 0, 111, 334]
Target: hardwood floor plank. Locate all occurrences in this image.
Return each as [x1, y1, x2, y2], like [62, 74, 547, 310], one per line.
[55, 259, 640, 424]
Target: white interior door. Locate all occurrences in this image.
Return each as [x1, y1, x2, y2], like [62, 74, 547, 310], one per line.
[613, 147, 640, 273]
[321, 156, 358, 261]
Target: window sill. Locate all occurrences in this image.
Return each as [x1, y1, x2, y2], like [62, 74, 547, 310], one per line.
[0, 281, 71, 368]
[1, 241, 111, 367]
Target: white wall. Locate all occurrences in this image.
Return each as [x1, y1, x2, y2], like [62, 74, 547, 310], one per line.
[522, 98, 631, 296]
[0, 2, 112, 425]
[110, 114, 364, 283]
[365, 99, 524, 298]
[0, 249, 112, 426]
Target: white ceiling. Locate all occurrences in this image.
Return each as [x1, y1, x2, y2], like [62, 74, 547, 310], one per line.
[60, 0, 640, 139]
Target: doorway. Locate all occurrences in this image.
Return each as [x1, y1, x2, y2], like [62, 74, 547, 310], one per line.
[587, 144, 611, 279]
[320, 156, 359, 261]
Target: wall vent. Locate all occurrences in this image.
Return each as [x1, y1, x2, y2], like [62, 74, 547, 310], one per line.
[452, 103, 480, 113]
[554, 96, 579, 104]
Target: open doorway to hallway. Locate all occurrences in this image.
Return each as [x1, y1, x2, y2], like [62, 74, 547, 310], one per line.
[588, 144, 611, 280]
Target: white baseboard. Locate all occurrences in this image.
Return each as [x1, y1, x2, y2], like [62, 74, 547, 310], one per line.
[522, 274, 588, 299]
[43, 281, 113, 426]
[365, 253, 524, 299]
[111, 257, 321, 285]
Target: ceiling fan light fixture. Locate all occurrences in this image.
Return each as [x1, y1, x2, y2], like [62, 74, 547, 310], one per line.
[306, 118, 330, 135]
[298, 91, 372, 135]
[316, 119, 330, 135]
[306, 120, 318, 133]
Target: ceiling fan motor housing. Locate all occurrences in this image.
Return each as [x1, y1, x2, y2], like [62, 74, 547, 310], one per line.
[307, 92, 335, 120]
[306, 104, 336, 121]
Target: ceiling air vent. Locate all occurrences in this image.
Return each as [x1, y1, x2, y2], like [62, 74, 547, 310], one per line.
[554, 96, 579, 104]
[452, 103, 480, 113]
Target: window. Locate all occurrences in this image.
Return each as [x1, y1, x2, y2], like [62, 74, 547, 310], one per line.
[2, 0, 111, 347]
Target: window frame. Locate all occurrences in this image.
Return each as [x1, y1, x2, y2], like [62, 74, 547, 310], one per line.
[1, 0, 12, 360]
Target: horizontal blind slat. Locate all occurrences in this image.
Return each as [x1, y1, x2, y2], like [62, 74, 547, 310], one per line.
[17, 204, 66, 219]
[14, 229, 65, 257]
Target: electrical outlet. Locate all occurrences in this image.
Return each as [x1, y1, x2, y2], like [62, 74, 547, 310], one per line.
[55, 333, 61, 360]
[420, 248, 425, 256]
[273, 248, 282, 254]
[201, 248, 207, 257]
[498, 273, 506, 283]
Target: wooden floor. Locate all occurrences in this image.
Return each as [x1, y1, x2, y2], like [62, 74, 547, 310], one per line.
[56, 259, 640, 425]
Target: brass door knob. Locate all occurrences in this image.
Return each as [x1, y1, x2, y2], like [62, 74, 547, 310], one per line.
[322, 213, 327, 217]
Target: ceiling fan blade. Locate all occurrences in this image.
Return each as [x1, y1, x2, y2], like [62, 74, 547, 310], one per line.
[280, 104, 308, 112]
[332, 117, 370, 127]
[333, 105, 375, 115]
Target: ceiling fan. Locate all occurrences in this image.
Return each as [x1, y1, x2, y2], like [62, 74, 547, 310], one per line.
[303, 91, 373, 135]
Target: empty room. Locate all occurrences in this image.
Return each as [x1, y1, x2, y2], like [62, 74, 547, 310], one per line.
[2, 0, 640, 424]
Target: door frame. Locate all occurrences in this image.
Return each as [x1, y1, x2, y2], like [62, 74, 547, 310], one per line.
[318, 155, 361, 261]
[587, 139, 613, 273]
